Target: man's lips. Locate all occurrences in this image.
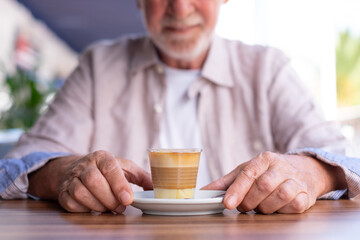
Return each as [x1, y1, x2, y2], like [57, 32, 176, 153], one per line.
[164, 25, 199, 34]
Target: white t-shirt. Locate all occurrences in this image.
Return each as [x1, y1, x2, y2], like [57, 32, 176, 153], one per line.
[159, 65, 212, 188]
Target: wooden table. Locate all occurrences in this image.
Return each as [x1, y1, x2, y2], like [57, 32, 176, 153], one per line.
[1, 199, 360, 240]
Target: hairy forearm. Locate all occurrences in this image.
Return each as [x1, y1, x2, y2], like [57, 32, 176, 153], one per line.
[27, 156, 78, 200]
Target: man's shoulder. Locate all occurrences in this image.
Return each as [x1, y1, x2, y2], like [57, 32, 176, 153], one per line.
[80, 35, 152, 60]
[207, 36, 292, 88]
[212, 36, 291, 80]
[215, 36, 288, 63]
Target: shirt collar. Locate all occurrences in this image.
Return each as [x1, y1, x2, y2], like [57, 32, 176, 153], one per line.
[129, 36, 160, 74]
[130, 35, 234, 88]
[201, 35, 234, 88]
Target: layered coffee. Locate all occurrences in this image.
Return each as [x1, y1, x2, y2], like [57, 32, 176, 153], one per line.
[149, 149, 201, 199]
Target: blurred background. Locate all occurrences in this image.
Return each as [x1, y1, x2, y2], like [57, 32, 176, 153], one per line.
[0, 0, 359, 157]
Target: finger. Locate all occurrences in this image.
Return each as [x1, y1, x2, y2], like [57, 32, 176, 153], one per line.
[201, 162, 248, 190]
[80, 165, 121, 211]
[94, 151, 133, 206]
[68, 176, 107, 212]
[58, 190, 91, 213]
[113, 204, 126, 214]
[257, 179, 302, 214]
[201, 170, 238, 190]
[223, 152, 273, 210]
[240, 169, 285, 212]
[120, 159, 153, 190]
[277, 192, 310, 214]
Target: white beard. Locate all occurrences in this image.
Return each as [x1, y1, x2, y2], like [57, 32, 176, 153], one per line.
[149, 29, 213, 61]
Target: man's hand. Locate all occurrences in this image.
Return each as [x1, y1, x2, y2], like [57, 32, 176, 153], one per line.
[28, 150, 153, 213]
[202, 151, 346, 214]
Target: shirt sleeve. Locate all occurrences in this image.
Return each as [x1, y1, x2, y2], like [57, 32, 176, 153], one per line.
[289, 148, 360, 200]
[0, 152, 70, 199]
[267, 57, 348, 154]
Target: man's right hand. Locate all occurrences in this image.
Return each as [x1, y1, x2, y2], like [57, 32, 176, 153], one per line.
[28, 150, 153, 213]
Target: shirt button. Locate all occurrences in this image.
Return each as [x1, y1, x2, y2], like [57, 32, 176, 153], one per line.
[155, 64, 164, 74]
[153, 104, 163, 113]
[253, 140, 263, 152]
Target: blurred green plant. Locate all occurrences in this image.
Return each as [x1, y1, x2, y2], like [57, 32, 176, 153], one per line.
[336, 30, 360, 107]
[0, 68, 54, 130]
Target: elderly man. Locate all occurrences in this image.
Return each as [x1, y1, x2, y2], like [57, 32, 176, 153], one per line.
[1, 0, 359, 214]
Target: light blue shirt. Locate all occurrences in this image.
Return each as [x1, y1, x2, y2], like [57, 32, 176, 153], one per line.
[0, 152, 70, 199]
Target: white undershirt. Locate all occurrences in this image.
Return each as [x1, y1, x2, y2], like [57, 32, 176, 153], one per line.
[159, 65, 212, 188]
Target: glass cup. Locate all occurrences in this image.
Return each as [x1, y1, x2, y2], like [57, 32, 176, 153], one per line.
[148, 148, 202, 199]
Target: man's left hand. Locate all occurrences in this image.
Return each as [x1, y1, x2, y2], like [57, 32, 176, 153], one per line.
[202, 151, 346, 214]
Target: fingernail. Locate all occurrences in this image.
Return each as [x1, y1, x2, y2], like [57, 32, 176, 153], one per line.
[119, 191, 131, 204]
[114, 205, 126, 214]
[225, 195, 237, 209]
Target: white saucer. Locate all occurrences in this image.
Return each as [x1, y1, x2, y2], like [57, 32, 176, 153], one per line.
[131, 190, 226, 216]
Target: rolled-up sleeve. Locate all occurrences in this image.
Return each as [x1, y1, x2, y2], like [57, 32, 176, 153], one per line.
[0, 152, 70, 199]
[264, 58, 359, 199]
[289, 148, 360, 200]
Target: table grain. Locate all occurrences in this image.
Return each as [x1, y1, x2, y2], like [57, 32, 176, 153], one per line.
[1, 199, 360, 240]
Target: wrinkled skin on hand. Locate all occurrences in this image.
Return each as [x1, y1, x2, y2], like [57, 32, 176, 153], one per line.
[203, 151, 345, 214]
[57, 150, 153, 213]
[28, 150, 153, 213]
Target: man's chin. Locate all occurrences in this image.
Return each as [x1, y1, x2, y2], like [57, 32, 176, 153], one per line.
[154, 39, 211, 62]
[165, 51, 203, 61]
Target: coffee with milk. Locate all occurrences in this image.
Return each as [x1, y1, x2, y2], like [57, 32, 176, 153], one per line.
[148, 149, 201, 199]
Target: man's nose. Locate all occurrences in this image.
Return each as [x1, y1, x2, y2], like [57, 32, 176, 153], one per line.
[168, 0, 195, 19]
